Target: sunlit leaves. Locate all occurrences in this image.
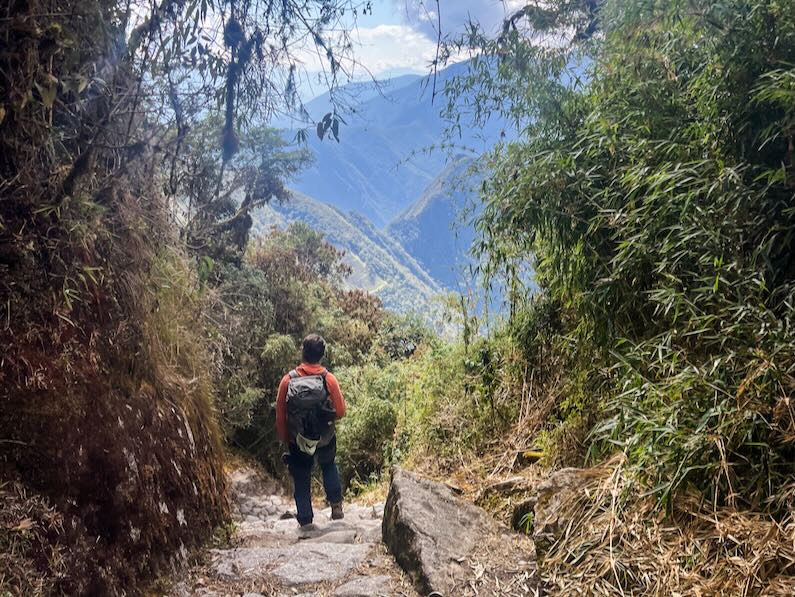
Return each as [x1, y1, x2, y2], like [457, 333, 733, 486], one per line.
[465, 0, 795, 510]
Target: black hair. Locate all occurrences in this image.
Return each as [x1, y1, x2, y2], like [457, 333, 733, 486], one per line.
[302, 333, 325, 364]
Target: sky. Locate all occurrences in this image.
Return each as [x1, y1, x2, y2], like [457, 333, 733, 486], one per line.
[296, 0, 523, 97]
[353, 1, 520, 75]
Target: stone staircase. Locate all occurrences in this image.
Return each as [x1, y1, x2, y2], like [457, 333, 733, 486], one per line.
[171, 468, 418, 597]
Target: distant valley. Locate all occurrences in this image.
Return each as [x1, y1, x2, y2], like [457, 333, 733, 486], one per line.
[387, 155, 483, 291]
[262, 62, 508, 316]
[251, 191, 443, 315]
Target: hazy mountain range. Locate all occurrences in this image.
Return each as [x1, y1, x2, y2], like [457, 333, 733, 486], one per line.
[252, 191, 443, 313]
[258, 62, 508, 316]
[387, 155, 484, 290]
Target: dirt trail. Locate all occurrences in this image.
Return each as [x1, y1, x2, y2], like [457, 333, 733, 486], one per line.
[171, 467, 419, 597]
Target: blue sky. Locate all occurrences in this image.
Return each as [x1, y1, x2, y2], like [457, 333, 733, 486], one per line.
[352, 0, 522, 75]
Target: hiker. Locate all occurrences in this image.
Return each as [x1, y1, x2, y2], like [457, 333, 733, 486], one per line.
[276, 333, 346, 527]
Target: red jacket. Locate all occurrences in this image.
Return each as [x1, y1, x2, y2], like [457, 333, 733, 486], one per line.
[276, 363, 346, 443]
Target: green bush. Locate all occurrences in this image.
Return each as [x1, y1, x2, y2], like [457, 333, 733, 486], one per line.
[456, 0, 795, 510]
[336, 363, 405, 488]
[205, 224, 393, 471]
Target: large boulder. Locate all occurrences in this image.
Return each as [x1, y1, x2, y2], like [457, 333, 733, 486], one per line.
[382, 467, 536, 596]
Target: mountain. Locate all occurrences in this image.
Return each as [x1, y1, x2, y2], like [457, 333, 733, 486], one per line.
[300, 73, 422, 112]
[263, 62, 516, 316]
[285, 62, 507, 226]
[387, 155, 482, 290]
[251, 191, 443, 315]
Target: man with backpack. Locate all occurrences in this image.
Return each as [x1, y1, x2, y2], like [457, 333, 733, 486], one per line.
[276, 333, 346, 527]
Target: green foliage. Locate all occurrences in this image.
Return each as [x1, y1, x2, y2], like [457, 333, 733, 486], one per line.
[180, 119, 312, 266]
[373, 313, 437, 361]
[251, 190, 445, 318]
[261, 334, 298, 374]
[203, 221, 392, 471]
[336, 363, 403, 487]
[455, 0, 795, 510]
[518, 511, 534, 535]
[335, 328, 540, 483]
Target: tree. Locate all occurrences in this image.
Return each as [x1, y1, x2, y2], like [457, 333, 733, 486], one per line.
[179, 118, 312, 265]
[0, 0, 372, 590]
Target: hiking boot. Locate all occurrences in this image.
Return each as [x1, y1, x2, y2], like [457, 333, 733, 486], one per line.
[330, 501, 344, 520]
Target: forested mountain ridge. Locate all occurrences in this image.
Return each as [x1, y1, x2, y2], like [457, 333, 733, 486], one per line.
[387, 155, 480, 290]
[252, 190, 443, 314]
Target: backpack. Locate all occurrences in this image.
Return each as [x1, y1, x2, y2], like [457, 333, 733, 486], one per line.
[285, 370, 337, 454]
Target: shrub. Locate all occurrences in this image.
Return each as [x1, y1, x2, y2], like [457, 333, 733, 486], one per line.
[335, 363, 406, 487]
[464, 0, 795, 509]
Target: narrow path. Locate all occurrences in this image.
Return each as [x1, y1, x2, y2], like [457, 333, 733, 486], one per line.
[172, 467, 419, 597]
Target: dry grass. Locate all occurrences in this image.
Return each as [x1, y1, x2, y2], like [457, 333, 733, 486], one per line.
[408, 436, 795, 596]
[0, 481, 66, 596]
[1, 152, 229, 593]
[542, 455, 795, 596]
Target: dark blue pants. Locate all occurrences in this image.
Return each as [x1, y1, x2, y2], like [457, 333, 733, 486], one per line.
[287, 436, 342, 525]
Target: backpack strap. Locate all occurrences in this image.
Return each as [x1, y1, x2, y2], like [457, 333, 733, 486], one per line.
[288, 369, 299, 380]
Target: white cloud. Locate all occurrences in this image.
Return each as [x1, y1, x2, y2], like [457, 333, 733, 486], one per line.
[291, 23, 447, 80]
[392, 0, 526, 41]
[290, 2, 530, 83]
[352, 24, 439, 75]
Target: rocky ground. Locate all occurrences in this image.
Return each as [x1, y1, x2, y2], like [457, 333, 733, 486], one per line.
[171, 467, 419, 597]
[382, 468, 538, 597]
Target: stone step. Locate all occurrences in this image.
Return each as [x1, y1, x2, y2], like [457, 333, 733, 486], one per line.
[211, 542, 372, 586]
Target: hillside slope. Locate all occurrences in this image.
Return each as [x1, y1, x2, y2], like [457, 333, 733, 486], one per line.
[252, 191, 443, 314]
[287, 62, 507, 226]
[388, 156, 482, 290]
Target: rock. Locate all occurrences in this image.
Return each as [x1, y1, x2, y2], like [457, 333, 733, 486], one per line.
[303, 529, 358, 544]
[248, 495, 270, 508]
[479, 476, 530, 497]
[228, 468, 263, 497]
[271, 518, 300, 535]
[358, 523, 382, 544]
[382, 467, 536, 595]
[474, 475, 536, 527]
[333, 575, 391, 596]
[211, 541, 369, 585]
[235, 519, 272, 543]
[382, 468, 491, 594]
[210, 546, 282, 580]
[296, 520, 350, 538]
[532, 467, 593, 555]
[272, 542, 370, 586]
